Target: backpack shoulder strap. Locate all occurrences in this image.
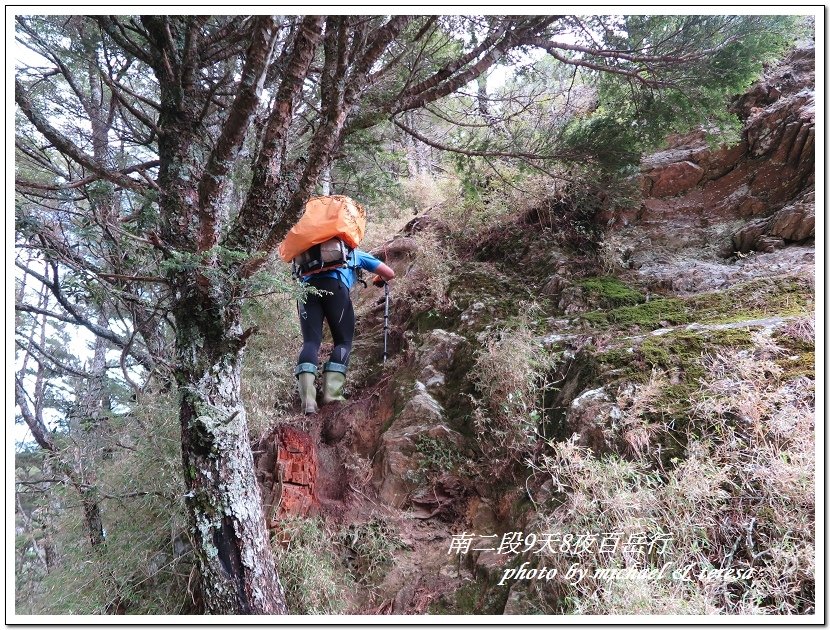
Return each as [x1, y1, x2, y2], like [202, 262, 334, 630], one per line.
[350, 249, 367, 288]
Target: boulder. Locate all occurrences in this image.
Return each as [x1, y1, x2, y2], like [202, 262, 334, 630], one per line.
[370, 236, 418, 266]
[733, 44, 815, 118]
[402, 214, 450, 238]
[732, 218, 772, 254]
[745, 88, 814, 160]
[731, 190, 815, 254]
[768, 192, 815, 242]
[416, 329, 466, 377]
[541, 273, 569, 298]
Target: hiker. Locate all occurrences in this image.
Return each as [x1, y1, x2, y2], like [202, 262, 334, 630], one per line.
[279, 195, 396, 415]
[294, 249, 395, 414]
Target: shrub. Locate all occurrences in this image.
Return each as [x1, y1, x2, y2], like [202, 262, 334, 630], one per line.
[16, 389, 193, 615]
[242, 274, 305, 437]
[337, 517, 407, 582]
[394, 229, 458, 317]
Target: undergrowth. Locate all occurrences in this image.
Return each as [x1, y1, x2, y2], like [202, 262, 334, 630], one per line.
[523, 336, 815, 615]
[469, 306, 559, 476]
[272, 517, 353, 614]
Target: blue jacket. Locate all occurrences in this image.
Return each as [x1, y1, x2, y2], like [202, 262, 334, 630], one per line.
[301, 249, 382, 290]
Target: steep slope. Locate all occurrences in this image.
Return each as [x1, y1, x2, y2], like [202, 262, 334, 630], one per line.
[253, 43, 815, 615]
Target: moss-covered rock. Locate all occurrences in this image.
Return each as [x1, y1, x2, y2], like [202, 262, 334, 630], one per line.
[575, 276, 645, 308]
[581, 274, 812, 331]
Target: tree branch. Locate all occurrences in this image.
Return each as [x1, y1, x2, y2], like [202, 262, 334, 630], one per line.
[15, 338, 92, 380]
[15, 79, 152, 195]
[399, 18, 507, 100]
[93, 16, 155, 67]
[392, 115, 566, 161]
[395, 16, 560, 113]
[16, 160, 159, 192]
[228, 15, 325, 256]
[196, 16, 280, 253]
[15, 375, 56, 452]
[15, 261, 156, 370]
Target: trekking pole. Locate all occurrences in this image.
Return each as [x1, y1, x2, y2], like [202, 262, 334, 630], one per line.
[383, 282, 390, 364]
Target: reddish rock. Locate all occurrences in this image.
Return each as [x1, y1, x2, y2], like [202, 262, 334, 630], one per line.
[769, 193, 815, 242]
[732, 219, 772, 254]
[730, 190, 815, 254]
[254, 425, 319, 525]
[607, 44, 815, 246]
[746, 89, 814, 159]
[703, 140, 747, 181]
[735, 196, 767, 219]
[749, 162, 806, 204]
[646, 161, 705, 198]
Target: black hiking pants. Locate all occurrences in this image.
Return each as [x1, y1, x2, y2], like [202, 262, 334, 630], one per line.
[297, 276, 355, 368]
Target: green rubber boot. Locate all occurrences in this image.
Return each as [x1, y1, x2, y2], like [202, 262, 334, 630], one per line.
[294, 363, 318, 414]
[321, 361, 347, 405]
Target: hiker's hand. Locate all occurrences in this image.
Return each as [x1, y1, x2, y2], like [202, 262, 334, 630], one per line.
[372, 275, 387, 287]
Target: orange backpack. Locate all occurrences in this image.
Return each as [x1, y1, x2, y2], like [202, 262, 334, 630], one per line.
[278, 196, 367, 276]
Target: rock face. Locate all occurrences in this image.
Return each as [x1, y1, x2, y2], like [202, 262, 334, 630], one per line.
[255, 425, 319, 523]
[613, 44, 815, 258]
[565, 387, 623, 455]
[374, 381, 462, 508]
[732, 190, 815, 253]
[645, 160, 705, 198]
[372, 329, 466, 508]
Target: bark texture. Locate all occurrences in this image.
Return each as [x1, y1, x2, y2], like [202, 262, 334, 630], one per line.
[174, 291, 287, 614]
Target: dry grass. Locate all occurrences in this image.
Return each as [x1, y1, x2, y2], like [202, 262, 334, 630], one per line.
[615, 370, 668, 458]
[777, 314, 815, 346]
[469, 310, 556, 472]
[392, 229, 458, 315]
[398, 173, 448, 214]
[526, 341, 815, 615]
[272, 516, 354, 614]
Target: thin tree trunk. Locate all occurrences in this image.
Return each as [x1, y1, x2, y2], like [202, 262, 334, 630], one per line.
[404, 110, 419, 177]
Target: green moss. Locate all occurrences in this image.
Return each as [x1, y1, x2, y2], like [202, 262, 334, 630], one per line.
[595, 347, 643, 383]
[576, 276, 644, 307]
[433, 577, 510, 615]
[621, 328, 754, 467]
[641, 329, 753, 376]
[592, 328, 755, 417]
[768, 321, 814, 381]
[412, 307, 455, 334]
[684, 275, 812, 324]
[585, 298, 689, 328]
[440, 344, 480, 438]
[582, 275, 812, 331]
[771, 328, 815, 354]
[776, 351, 815, 381]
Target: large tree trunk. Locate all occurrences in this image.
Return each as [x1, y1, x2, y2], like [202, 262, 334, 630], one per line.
[174, 289, 287, 614]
